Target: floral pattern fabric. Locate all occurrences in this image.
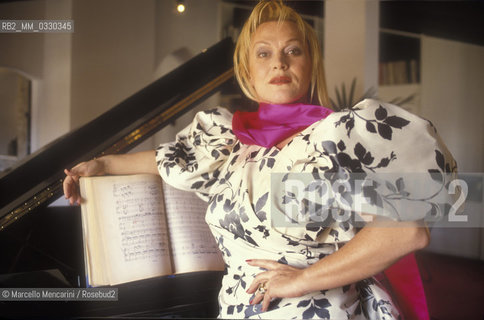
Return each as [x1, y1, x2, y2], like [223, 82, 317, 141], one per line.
[155, 99, 457, 319]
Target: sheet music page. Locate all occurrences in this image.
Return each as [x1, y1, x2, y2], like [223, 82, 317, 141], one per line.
[162, 181, 224, 273]
[80, 178, 106, 286]
[84, 174, 172, 285]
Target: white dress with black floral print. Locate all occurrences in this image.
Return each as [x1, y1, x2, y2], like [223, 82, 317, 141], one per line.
[156, 99, 458, 319]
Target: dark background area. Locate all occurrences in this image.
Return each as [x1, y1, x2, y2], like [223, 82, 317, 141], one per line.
[224, 0, 484, 46]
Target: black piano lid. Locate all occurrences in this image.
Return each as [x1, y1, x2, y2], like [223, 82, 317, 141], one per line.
[0, 37, 234, 230]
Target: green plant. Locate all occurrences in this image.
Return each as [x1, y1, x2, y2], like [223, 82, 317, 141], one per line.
[329, 78, 416, 111]
[330, 78, 376, 111]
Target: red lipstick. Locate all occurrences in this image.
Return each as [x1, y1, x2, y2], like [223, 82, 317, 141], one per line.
[270, 76, 291, 85]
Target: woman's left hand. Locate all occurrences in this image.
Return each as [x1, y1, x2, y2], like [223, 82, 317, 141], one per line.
[246, 259, 307, 312]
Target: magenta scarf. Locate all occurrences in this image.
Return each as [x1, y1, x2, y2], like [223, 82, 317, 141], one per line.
[232, 102, 333, 148]
[385, 253, 429, 320]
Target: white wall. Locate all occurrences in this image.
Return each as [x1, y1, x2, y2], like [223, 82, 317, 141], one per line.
[421, 36, 484, 173]
[155, 0, 220, 71]
[134, 0, 222, 151]
[324, 1, 379, 104]
[153, 0, 221, 143]
[0, 1, 46, 78]
[70, 0, 155, 130]
[0, 0, 72, 151]
[68, 0, 220, 149]
[0, 0, 221, 150]
[37, 0, 72, 150]
[420, 36, 484, 259]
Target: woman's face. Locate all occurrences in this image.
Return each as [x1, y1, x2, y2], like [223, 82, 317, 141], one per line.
[248, 21, 312, 105]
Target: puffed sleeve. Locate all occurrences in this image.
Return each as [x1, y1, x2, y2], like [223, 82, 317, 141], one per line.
[155, 107, 236, 198]
[270, 99, 463, 241]
[310, 99, 462, 224]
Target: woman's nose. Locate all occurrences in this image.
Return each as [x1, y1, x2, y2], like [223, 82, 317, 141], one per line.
[272, 53, 288, 70]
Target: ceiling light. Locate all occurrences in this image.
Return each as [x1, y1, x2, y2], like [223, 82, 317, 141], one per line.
[176, 1, 185, 13]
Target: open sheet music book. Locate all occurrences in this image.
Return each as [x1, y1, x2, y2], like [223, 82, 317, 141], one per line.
[79, 174, 224, 287]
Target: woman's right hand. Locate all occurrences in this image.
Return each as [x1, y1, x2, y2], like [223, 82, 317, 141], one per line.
[63, 151, 158, 205]
[63, 159, 105, 205]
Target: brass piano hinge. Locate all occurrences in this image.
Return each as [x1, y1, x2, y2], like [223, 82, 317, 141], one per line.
[0, 179, 63, 230]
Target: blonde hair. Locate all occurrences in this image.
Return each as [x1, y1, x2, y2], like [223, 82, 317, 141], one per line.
[233, 0, 330, 107]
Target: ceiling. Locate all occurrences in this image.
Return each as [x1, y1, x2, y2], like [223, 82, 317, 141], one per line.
[1, 0, 482, 46]
[224, 0, 484, 47]
[380, 1, 484, 47]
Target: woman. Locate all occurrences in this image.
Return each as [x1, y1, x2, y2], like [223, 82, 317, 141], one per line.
[65, 1, 457, 319]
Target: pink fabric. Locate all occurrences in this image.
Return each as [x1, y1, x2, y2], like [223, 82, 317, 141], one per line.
[232, 102, 333, 148]
[384, 253, 429, 320]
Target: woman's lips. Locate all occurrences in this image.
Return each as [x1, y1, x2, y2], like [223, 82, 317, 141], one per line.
[269, 76, 292, 85]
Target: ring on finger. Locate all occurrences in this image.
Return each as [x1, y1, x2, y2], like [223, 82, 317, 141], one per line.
[258, 282, 267, 295]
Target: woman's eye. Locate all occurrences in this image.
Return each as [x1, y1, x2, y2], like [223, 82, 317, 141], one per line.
[257, 51, 269, 58]
[287, 47, 301, 55]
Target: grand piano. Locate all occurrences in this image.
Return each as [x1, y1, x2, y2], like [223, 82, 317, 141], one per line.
[0, 38, 235, 318]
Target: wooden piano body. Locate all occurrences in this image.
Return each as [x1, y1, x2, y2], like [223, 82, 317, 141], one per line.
[0, 38, 234, 318]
